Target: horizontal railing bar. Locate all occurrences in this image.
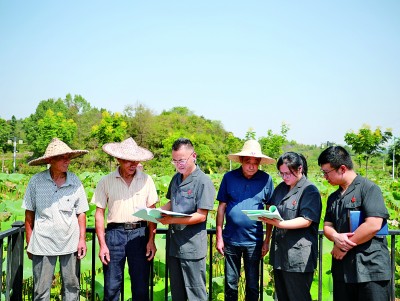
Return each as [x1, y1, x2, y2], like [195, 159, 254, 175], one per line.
[1, 225, 399, 300]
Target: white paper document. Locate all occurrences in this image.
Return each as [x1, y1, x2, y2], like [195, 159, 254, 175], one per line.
[241, 205, 283, 221]
[133, 208, 192, 224]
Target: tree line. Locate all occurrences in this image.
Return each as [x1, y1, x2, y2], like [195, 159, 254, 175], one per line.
[0, 94, 398, 177]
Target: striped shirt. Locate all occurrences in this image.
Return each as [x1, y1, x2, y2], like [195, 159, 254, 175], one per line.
[22, 169, 89, 256]
[92, 168, 158, 223]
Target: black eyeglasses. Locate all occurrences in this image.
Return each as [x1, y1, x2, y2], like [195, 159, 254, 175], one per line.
[320, 168, 337, 177]
[277, 171, 293, 178]
[171, 151, 194, 166]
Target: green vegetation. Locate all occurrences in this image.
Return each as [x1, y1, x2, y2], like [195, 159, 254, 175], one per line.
[344, 125, 392, 177]
[1, 170, 399, 300]
[1, 94, 396, 178]
[0, 94, 399, 299]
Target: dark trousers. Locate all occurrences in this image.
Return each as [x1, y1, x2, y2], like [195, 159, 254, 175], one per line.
[224, 243, 262, 301]
[103, 227, 150, 301]
[333, 280, 390, 301]
[273, 269, 313, 301]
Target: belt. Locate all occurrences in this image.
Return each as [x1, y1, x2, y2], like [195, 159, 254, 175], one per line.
[107, 221, 147, 230]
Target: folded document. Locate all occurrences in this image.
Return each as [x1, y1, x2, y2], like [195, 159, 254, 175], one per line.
[242, 205, 283, 221]
[133, 208, 192, 224]
[349, 210, 388, 235]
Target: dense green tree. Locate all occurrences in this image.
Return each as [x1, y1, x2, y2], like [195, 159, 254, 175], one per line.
[259, 123, 290, 160]
[140, 106, 234, 174]
[11, 94, 398, 179]
[164, 106, 193, 116]
[344, 125, 392, 177]
[0, 118, 12, 152]
[90, 111, 129, 171]
[386, 137, 400, 178]
[245, 128, 256, 140]
[222, 132, 243, 170]
[9, 116, 17, 136]
[22, 98, 69, 151]
[31, 109, 78, 157]
[124, 103, 156, 148]
[90, 111, 128, 145]
[223, 133, 243, 153]
[31, 98, 69, 118]
[75, 108, 103, 147]
[64, 93, 92, 116]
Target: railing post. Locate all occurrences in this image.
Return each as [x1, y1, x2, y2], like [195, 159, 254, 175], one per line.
[91, 232, 96, 301]
[6, 221, 24, 301]
[1, 226, 399, 299]
[259, 256, 264, 301]
[165, 230, 170, 301]
[149, 259, 154, 301]
[0, 239, 3, 301]
[209, 233, 213, 301]
[318, 231, 323, 301]
[391, 233, 396, 301]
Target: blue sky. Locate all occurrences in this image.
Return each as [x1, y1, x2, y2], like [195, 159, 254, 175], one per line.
[1, 1, 399, 145]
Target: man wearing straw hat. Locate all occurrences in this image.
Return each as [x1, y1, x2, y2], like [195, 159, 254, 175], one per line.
[92, 137, 158, 301]
[23, 137, 89, 301]
[216, 139, 275, 301]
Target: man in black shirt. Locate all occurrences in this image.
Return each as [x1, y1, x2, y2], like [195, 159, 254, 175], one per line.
[318, 146, 390, 301]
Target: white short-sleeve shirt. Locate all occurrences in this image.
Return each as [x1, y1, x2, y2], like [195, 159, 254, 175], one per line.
[22, 170, 89, 256]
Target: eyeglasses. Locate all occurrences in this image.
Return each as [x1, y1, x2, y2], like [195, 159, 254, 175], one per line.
[320, 168, 337, 177]
[277, 171, 293, 179]
[171, 151, 194, 166]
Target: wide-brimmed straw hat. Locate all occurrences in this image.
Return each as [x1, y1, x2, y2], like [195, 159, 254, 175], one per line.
[227, 140, 275, 165]
[28, 138, 89, 166]
[102, 137, 154, 162]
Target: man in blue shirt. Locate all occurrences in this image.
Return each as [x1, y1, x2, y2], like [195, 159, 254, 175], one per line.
[216, 140, 275, 301]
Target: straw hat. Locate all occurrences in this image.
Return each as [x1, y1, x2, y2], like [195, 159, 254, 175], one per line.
[102, 137, 154, 162]
[227, 140, 275, 165]
[28, 138, 89, 166]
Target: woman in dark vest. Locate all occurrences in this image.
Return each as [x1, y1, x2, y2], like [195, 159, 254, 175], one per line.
[260, 152, 322, 301]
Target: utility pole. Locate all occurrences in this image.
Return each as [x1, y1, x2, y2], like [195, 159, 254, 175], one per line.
[393, 137, 396, 180]
[8, 136, 22, 173]
[13, 136, 17, 173]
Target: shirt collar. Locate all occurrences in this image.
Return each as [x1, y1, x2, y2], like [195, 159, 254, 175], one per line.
[44, 169, 72, 187]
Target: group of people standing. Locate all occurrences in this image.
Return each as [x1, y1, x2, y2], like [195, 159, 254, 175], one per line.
[216, 141, 322, 301]
[22, 136, 391, 301]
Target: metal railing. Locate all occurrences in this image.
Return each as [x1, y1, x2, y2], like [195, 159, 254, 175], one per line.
[1, 223, 399, 300]
[0, 221, 24, 301]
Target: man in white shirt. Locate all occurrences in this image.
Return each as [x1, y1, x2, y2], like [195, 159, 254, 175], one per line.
[92, 137, 158, 301]
[23, 138, 89, 301]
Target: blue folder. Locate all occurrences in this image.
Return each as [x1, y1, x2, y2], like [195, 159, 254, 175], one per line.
[349, 211, 388, 235]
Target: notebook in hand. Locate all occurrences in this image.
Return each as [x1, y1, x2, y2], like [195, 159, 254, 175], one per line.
[133, 208, 192, 224]
[242, 205, 284, 221]
[349, 210, 388, 235]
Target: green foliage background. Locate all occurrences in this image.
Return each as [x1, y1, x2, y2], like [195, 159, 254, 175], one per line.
[0, 95, 399, 299]
[1, 169, 399, 300]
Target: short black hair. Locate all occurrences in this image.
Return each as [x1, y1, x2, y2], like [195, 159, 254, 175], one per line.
[318, 146, 353, 169]
[172, 138, 194, 151]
